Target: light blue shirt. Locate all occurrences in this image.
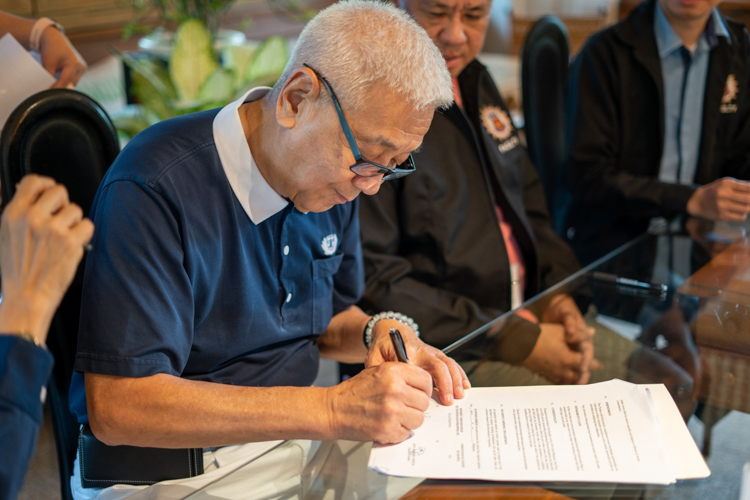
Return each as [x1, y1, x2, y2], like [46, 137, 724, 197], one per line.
[654, 3, 729, 185]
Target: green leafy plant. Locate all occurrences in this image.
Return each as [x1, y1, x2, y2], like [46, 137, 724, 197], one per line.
[113, 19, 288, 140]
[123, 0, 238, 37]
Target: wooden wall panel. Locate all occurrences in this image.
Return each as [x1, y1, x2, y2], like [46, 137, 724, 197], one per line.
[5, 0, 330, 64]
[511, 16, 611, 56]
[35, 0, 132, 33]
[621, 0, 750, 27]
[0, 0, 34, 17]
[29, 0, 320, 34]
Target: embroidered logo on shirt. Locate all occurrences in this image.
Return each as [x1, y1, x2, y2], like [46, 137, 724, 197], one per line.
[721, 74, 739, 113]
[480, 106, 514, 142]
[321, 234, 338, 256]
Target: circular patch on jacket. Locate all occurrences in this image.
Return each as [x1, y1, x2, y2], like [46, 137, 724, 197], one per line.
[480, 106, 513, 142]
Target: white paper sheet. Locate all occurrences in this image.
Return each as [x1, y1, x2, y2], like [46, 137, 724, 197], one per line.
[640, 384, 710, 480]
[740, 462, 750, 500]
[0, 34, 55, 131]
[369, 380, 708, 485]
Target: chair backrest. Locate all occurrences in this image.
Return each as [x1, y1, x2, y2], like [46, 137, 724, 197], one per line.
[0, 89, 119, 500]
[521, 15, 570, 233]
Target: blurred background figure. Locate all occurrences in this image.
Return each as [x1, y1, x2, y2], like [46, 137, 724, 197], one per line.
[565, 0, 750, 265]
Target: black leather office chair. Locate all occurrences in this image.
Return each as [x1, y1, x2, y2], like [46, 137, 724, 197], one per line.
[0, 89, 119, 500]
[521, 16, 570, 234]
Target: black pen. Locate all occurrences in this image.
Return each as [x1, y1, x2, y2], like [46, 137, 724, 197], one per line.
[589, 271, 668, 294]
[389, 328, 409, 363]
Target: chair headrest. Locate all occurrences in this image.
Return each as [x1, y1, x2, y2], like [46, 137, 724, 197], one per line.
[0, 88, 119, 214]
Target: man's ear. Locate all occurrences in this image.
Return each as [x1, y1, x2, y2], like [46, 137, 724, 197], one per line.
[276, 67, 321, 129]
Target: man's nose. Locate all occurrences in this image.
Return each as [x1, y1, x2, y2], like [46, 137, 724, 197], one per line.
[354, 174, 383, 196]
[439, 14, 468, 45]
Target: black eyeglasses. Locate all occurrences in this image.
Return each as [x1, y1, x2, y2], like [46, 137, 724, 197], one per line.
[303, 64, 416, 181]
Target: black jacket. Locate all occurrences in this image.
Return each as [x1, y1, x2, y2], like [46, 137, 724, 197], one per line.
[565, 0, 750, 265]
[359, 60, 580, 363]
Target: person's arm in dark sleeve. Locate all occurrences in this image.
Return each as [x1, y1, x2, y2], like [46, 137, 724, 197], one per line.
[567, 36, 696, 218]
[359, 180, 539, 363]
[0, 336, 54, 500]
[521, 153, 581, 290]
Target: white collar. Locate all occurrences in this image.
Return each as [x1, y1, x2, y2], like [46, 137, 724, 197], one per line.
[213, 87, 289, 225]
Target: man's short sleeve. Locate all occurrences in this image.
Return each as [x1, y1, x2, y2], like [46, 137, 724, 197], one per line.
[75, 180, 194, 378]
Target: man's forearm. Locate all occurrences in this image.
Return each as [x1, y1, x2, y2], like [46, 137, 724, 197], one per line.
[316, 305, 369, 363]
[86, 373, 335, 448]
[0, 12, 34, 47]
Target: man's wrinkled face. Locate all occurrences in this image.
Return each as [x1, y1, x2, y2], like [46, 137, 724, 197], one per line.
[658, 0, 722, 24]
[402, 0, 492, 78]
[290, 88, 433, 213]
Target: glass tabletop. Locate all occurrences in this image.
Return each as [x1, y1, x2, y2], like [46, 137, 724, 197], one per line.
[441, 218, 750, 499]
[183, 218, 750, 500]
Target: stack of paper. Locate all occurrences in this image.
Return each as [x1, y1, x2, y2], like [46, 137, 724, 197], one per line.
[0, 34, 55, 130]
[369, 379, 709, 485]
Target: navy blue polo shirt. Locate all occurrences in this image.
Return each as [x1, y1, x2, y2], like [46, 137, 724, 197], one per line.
[70, 88, 364, 424]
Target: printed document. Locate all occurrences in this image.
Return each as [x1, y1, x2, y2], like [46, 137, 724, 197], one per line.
[0, 34, 55, 129]
[369, 380, 708, 485]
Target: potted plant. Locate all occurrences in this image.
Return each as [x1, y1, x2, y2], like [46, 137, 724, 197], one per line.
[113, 1, 294, 140]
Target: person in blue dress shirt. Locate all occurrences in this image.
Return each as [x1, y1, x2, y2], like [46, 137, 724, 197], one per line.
[0, 175, 94, 499]
[566, 0, 750, 265]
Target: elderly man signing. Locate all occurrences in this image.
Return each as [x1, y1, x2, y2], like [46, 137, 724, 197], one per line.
[68, 1, 466, 498]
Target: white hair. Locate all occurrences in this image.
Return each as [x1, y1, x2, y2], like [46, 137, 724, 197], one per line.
[269, 0, 453, 111]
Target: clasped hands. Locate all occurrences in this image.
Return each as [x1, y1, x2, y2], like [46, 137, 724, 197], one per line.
[687, 177, 750, 221]
[521, 294, 600, 385]
[326, 319, 469, 444]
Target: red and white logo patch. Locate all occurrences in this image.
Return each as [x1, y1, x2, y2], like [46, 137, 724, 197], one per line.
[480, 106, 513, 142]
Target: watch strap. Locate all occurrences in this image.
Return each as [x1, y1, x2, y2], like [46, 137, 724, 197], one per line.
[29, 17, 64, 52]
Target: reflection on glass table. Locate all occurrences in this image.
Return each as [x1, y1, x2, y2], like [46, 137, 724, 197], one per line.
[183, 219, 750, 500]
[441, 220, 750, 499]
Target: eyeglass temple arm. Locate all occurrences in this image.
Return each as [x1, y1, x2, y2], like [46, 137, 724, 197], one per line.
[302, 64, 362, 161]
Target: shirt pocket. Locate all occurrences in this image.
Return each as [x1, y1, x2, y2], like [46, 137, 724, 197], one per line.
[311, 253, 345, 334]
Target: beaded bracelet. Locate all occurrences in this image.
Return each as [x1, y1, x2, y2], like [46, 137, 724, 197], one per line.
[363, 311, 419, 350]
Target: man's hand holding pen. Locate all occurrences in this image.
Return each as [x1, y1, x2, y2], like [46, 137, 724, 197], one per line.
[325, 317, 469, 445]
[365, 318, 470, 405]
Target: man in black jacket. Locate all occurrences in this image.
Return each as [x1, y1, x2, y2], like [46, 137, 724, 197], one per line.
[566, 0, 750, 265]
[358, 0, 598, 385]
